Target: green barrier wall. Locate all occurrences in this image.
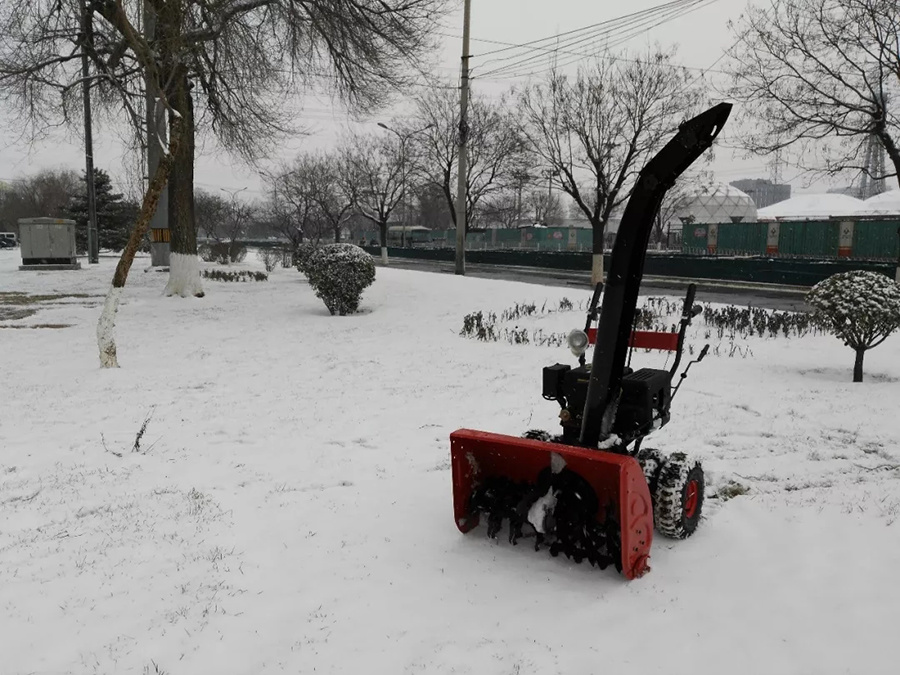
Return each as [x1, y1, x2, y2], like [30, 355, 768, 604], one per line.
[683, 219, 900, 260]
[365, 246, 896, 287]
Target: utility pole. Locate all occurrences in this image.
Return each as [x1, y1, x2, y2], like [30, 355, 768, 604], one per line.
[455, 0, 472, 275]
[144, 0, 170, 267]
[79, 0, 99, 264]
[516, 184, 522, 228]
[547, 171, 553, 225]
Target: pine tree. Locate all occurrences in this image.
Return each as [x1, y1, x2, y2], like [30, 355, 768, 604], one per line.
[67, 169, 139, 253]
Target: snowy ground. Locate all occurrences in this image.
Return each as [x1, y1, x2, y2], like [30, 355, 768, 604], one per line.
[2, 248, 899, 675]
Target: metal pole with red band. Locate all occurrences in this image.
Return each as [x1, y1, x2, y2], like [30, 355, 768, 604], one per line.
[838, 221, 854, 258]
[766, 222, 780, 256]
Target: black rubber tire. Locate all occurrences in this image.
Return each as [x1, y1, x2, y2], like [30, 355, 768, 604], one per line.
[653, 452, 704, 539]
[636, 447, 665, 502]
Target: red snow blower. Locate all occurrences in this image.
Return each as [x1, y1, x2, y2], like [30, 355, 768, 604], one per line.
[450, 103, 731, 579]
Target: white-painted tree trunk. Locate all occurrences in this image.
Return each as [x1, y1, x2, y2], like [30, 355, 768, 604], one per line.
[97, 286, 123, 369]
[381, 246, 389, 265]
[164, 252, 205, 297]
[591, 253, 605, 286]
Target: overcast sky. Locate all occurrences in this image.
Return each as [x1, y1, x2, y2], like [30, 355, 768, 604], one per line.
[0, 0, 836, 202]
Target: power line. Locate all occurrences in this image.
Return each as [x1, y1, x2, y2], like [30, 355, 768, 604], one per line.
[674, 37, 737, 95]
[475, 0, 719, 80]
[481, 0, 719, 81]
[452, 34, 728, 77]
[470, 3, 691, 77]
[468, 0, 698, 59]
[474, 0, 696, 78]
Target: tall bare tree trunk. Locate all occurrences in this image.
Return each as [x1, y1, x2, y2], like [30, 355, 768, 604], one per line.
[165, 70, 203, 297]
[98, 117, 183, 368]
[380, 221, 388, 264]
[591, 224, 605, 286]
[853, 347, 865, 383]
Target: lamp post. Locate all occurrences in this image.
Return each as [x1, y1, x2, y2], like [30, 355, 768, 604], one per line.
[456, 0, 472, 275]
[377, 122, 434, 259]
[79, 0, 98, 264]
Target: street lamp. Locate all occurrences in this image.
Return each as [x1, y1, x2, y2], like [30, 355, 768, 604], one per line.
[377, 122, 434, 259]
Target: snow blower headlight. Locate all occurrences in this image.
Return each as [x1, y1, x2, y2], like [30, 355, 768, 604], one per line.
[567, 329, 589, 357]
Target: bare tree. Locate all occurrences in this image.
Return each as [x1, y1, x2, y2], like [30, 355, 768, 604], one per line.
[0, 169, 81, 233]
[528, 189, 564, 226]
[479, 193, 519, 229]
[0, 0, 447, 297]
[727, 0, 900, 188]
[263, 177, 308, 250]
[0, 0, 188, 366]
[195, 187, 252, 263]
[518, 47, 702, 284]
[194, 189, 230, 241]
[307, 153, 354, 243]
[414, 182, 453, 229]
[340, 133, 405, 263]
[264, 154, 339, 247]
[411, 86, 527, 233]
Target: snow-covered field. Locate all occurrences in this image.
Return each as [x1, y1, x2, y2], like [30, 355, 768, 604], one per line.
[2, 248, 899, 675]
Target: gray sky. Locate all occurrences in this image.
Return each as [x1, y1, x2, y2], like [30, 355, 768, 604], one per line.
[0, 0, 833, 202]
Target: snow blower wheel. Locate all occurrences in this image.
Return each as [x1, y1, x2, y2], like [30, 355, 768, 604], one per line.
[636, 447, 665, 498]
[653, 453, 704, 539]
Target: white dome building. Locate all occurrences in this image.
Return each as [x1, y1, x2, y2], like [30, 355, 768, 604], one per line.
[675, 183, 757, 224]
[756, 193, 864, 220]
[854, 189, 900, 216]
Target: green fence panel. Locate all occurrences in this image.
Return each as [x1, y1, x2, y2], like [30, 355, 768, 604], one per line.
[716, 222, 767, 255]
[853, 221, 900, 260]
[778, 221, 804, 257]
[361, 246, 895, 287]
[682, 223, 709, 254]
[803, 221, 839, 258]
[363, 218, 900, 262]
[496, 229, 520, 246]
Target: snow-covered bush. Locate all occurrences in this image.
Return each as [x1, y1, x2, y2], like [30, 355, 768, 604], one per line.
[294, 241, 320, 276]
[305, 243, 376, 316]
[202, 269, 268, 282]
[806, 271, 900, 382]
[199, 242, 247, 264]
[256, 248, 280, 272]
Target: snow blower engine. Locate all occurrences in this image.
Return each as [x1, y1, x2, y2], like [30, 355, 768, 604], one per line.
[450, 102, 732, 579]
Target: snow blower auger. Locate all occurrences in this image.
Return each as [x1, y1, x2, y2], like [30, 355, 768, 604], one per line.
[450, 102, 731, 579]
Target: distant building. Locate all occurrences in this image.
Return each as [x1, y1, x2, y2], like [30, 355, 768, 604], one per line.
[827, 185, 862, 199]
[730, 178, 791, 209]
[756, 193, 863, 220]
[677, 183, 758, 224]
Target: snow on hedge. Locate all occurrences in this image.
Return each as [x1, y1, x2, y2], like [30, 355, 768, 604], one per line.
[305, 243, 376, 316]
[807, 270, 900, 381]
[293, 240, 319, 275]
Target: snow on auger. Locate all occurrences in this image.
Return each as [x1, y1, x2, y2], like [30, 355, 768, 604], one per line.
[450, 102, 732, 579]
